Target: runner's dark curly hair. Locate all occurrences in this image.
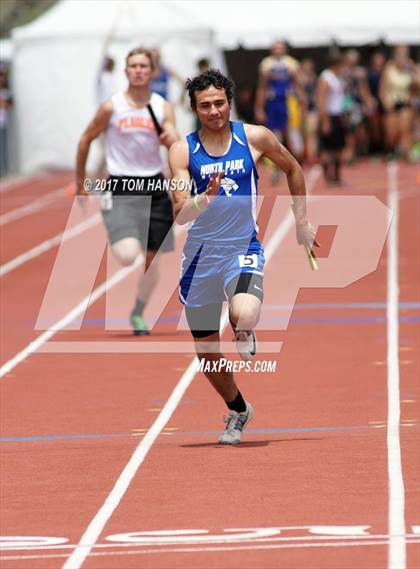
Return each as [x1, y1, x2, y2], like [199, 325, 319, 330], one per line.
[186, 69, 235, 110]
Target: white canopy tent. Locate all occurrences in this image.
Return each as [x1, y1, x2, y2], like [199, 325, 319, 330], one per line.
[11, 0, 220, 173]
[175, 0, 420, 48]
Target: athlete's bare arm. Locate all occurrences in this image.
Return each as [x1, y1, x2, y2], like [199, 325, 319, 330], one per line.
[76, 101, 113, 194]
[379, 66, 393, 112]
[292, 67, 307, 114]
[245, 123, 319, 248]
[169, 140, 223, 225]
[315, 78, 331, 135]
[160, 101, 180, 148]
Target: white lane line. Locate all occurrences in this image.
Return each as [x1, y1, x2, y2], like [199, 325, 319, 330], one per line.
[62, 165, 321, 569]
[0, 222, 188, 374]
[4, 538, 420, 561]
[4, 531, 420, 551]
[386, 161, 406, 569]
[62, 360, 200, 569]
[0, 254, 143, 378]
[0, 214, 101, 277]
[0, 185, 69, 226]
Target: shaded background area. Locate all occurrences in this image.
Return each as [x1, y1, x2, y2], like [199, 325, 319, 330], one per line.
[0, 0, 56, 37]
[0, 0, 419, 176]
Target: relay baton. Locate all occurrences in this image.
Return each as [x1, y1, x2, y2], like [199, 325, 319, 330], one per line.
[305, 245, 319, 271]
[147, 103, 163, 136]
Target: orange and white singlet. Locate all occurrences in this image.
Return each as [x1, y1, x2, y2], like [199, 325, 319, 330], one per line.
[105, 91, 165, 176]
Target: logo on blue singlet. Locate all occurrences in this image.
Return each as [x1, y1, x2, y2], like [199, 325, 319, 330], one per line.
[220, 177, 239, 197]
[200, 159, 246, 179]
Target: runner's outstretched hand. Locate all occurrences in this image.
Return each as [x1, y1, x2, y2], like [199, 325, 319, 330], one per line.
[295, 219, 320, 250]
[205, 171, 224, 196]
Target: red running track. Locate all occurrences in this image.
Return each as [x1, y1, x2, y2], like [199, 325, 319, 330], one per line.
[0, 162, 419, 569]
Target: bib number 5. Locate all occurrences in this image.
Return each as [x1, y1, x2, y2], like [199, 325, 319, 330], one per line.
[238, 254, 258, 268]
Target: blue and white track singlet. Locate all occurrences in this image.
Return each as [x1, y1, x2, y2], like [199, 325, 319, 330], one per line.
[179, 121, 265, 307]
[186, 121, 259, 245]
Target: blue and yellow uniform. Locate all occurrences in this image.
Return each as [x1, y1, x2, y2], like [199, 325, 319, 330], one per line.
[180, 121, 265, 308]
[150, 66, 169, 100]
[260, 55, 298, 131]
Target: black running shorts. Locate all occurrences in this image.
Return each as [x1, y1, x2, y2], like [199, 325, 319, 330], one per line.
[319, 114, 346, 151]
[101, 174, 174, 252]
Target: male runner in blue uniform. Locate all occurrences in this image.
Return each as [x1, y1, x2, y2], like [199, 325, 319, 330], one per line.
[169, 70, 318, 445]
[255, 41, 304, 141]
[255, 41, 305, 178]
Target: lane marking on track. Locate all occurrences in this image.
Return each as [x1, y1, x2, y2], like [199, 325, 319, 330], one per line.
[0, 537, 69, 549]
[0, 253, 143, 378]
[37, 341, 282, 353]
[0, 422, 398, 443]
[61, 355, 202, 569]
[386, 161, 406, 569]
[61, 164, 322, 569]
[0, 214, 101, 277]
[2, 538, 420, 561]
[0, 221, 191, 373]
[0, 185, 69, 226]
[3, 527, 420, 551]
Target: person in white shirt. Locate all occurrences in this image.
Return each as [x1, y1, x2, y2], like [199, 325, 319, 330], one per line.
[76, 48, 179, 335]
[316, 54, 346, 185]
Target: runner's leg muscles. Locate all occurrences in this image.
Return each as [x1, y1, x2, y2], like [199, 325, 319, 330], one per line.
[111, 237, 142, 266]
[194, 332, 239, 403]
[137, 250, 160, 303]
[229, 293, 261, 331]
